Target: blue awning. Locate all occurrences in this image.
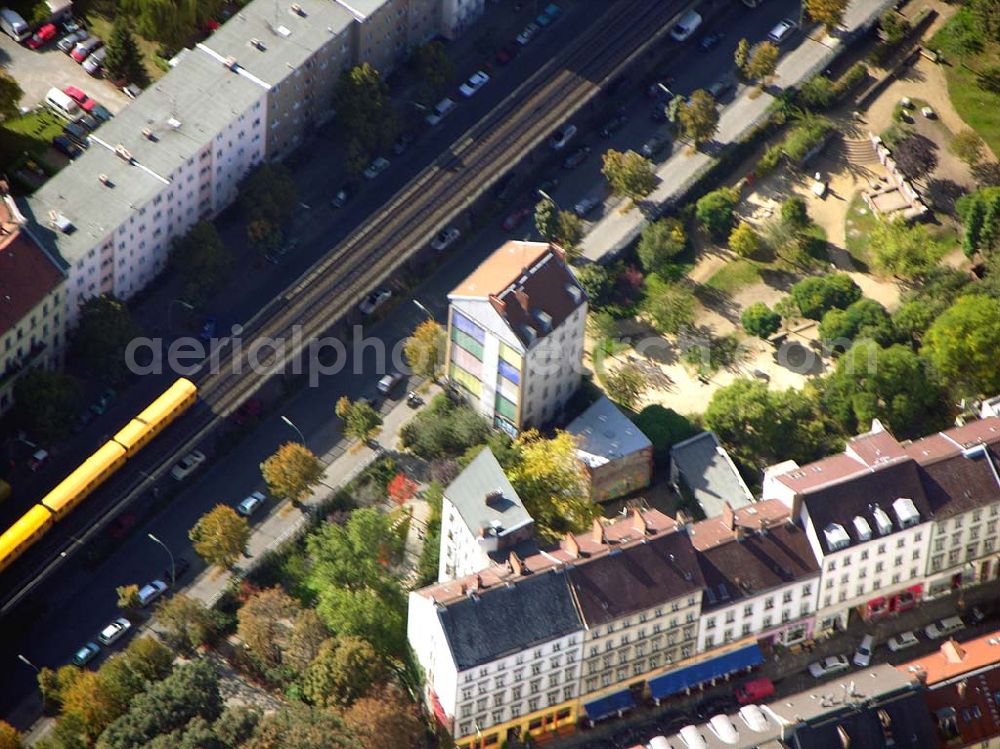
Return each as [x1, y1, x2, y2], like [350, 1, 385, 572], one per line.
[583, 689, 636, 721]
[649, 644, 763, 700]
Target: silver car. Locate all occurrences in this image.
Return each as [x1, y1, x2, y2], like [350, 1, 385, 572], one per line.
[72, 642, 100, 667]
[97, 617, 131, 646]
[57, 29, 87, 53]
[82, 46, 106, 76]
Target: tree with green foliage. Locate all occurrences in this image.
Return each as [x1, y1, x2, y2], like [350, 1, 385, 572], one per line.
[696, 187, 739, 242]
[242, 703, 354, 749]
[781, 196, 810, 230]
[404, 319, 445, 379]
[604, 363, 646, 410]
[554, 210, 585, 255]
[633, 404, 697, 463]
[818, 298, 895, 347]
[13, 369, 80, 441]
[415, 482, 443, 587]
[260, 442, 323, 502]
[789, 273, 862, 320]
[950, 129, 986, 167]
[893, 133, 938, 181]
[285, 610, 329, 673]
[734, 38, 750, 72]
[573, 264, 611, 307]
[103, 17, 148, 87]
[400, 395, 491, 459]
[237, 586, 300, 672]
[344, 683, 424, 749]
[534, 197, 558, 240]
[154, 595, 219, 653]
[333, 64, 396, 158]
[637, 218, 687, 275]
[744, 42, 779, 82]
[588, 309, 620, 342]
[72, 295, 142, 383]
[189, 505, 250, 570]
[0, 721, 22, 749]
[60, 671, 121, 741]
[170, 222, 233, 305]
[213, 707, 260, 749]
[958, 187, 999, 256]
[335, 396, 383, 442]
[923, 295, 1000, 395]
[805, 0, 849, 28]
[412, 41, 453, 102]
[643, 276, 695, 335]
[124, 637, 174, 683]
[869, 219, 943, 280]
[0, 71, 23, 121]
[678, 90, 719, 146]
[510, 430, 597, 540]
[601, 149, 657, 203]
[240, 164, 298, 226]
[741, 302, 782, 339]
[970, 0, 1000, 41]
[120, 0, 222, 47]
[116, 584, 141, 610]
[728, 222, 760, 257]
[302, 636, 389, 708]
[820, 340, 944, 437]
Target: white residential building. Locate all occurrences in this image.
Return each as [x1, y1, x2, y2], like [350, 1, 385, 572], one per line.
[446, 241, 587, 436]
[441, 0, 484, 37]
[438, 447, 535, 582]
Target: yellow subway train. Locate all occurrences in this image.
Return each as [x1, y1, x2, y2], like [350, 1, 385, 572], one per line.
[0, 378, 197, 574]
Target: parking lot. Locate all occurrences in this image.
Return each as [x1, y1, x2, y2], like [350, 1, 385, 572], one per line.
[0, 27, 129, 114]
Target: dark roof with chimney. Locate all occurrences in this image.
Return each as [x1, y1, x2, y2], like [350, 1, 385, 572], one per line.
[918, 444, 1000, 520]
[800, 459, 932, 555]
[450, 241, 586, 347]
[695, 522, 819, 612]
[436, 569, 582, 670]
[566, 531, 704, 625]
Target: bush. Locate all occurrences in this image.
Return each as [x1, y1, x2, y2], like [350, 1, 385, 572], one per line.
[696, 187, 740, 242]
[798, 76, 837, 110]
[633, 404, 697, 464]
[637, 218, 687, 275]
[757, 144, 784, 175]
[742, 302, 782, 339]
[728, 222, 760, 258]
[789, 273, 862, 320]
[782, 117, 833, 162]
[399, 395, 491, 459]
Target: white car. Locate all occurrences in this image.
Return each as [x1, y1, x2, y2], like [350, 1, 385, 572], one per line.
[378, 372, 404, 395]
[170, 449, 206, 481]
[808, 655, 850, 679]
[237, 491, 266, 517]
[363, 156, 390, 180]
[549, 124, 577, 150]
[670, 9, 702, 41]
[137, 580, 168, 607]
[768, 18, 798, 44]
[925, 616, 965, 640]
[459, 70, 490, 98]
[359, 288, 392, 315]
[853, 634, 875, 667]
[574, 196, 601, 217]
[516, 22, 540, 45]
[425, 97, 455, 126]
[887, 630, 919, 652]
[97, 617, 131, 646]
[72, 642, 100, 667]
[430, 227, 460, 251]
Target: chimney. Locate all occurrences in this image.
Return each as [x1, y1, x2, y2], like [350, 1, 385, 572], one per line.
[508, 551, 525, 576]
[631, 509, 648, 535]
[943, 640, 967, 664]
[675, 509, 689, 527]
[550, 243, 566, 262]
[722, 501, 735, 531]
[957, 679, 968, 698]
[475, 574, 485, 591]
[592, 518, 606, 545]
[514, 286, 530, 312]
[562, 532, 580, 559]
[485, 489, 504, 507]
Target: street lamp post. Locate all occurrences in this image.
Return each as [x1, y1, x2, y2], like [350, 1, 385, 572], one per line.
[17, 654, 39, 673]
[168, 299, 195, 333]
[537, 189, 558, 208]
[412, 299, 434, 319]
[147, 532, 175, 586]
[281, 415, 306, 444]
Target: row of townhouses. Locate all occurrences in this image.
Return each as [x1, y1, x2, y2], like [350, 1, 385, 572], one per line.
[3, 0, 491, 414]
[408, 415, 1000, 748]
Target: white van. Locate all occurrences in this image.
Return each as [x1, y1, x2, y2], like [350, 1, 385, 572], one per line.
[670, 10, 702, 42]
[425, 97, 455, 126]
[0, 7, 29, 41]
[45, 87, 81, 120]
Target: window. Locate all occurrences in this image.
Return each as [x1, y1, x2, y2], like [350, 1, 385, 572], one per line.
[764, 597, 775, 610]
[706, 617, 716, 630]
[860, 550, 869, 560]
[935, 537, 947, 553]
[705, 635, 714, 648]
[897, 538, 905, 549]
[743, 604, 753, 617]
[783, 591, 793, 603]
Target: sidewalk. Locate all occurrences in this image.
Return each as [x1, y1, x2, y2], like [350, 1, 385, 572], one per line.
[580, 0, 896, 263]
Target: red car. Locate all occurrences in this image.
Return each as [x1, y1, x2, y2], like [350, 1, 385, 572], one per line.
[495, 43, 518, 65]
[26, 23, 57, 49]
[63, 85, 96, 112]
[502, 206, 532, 232]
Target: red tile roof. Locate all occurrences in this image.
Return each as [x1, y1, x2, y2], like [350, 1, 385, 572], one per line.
[0, 197, 63, 335]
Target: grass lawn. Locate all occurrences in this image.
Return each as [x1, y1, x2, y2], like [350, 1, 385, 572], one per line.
[704, 259, 763, 293]
[0, 108, 63, 172]
[844, 192, 878, 269]
[930, 9, 1000, 158]
[73, 0, 169, 83]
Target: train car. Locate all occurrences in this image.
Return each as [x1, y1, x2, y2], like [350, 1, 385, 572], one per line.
[0, 505, 54, 573]
[113, 378, 197, 452]
[40, 441, 127, 521]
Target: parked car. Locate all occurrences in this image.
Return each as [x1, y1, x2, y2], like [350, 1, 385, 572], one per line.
[137, 580, 168, 607]
[359, 288, 392, 315]
[425, 97, 455, 126]
[853, 634, 875, 667]
[377, 372, 404, 395]
[57, 28, 87, 53]
[90, 104, 112, 122]
[574, 195, 601, 217]
[707, 77, 735, 101]
[97, 617, 131, 646]
[768, 18, 798, 44]
[170, 450, 206, 481]
[232, 398, 262, 426]
[458, 70, 490, 98]
[699, 30, 725, 51]
[89, 388, 117, 416]
[82, 46, 106, 75]
[52, 135, 82, 159]
[363, 156, 390, 179]
[670, 9, 702, 41]
[599, 109, 628, 138]
[26, 22, 58, 49]
[430, 226, 460, 251]
[70, 36, 102, 62]
[641, 132, 671, 158]
[164, 555, 191, 582]
[122, 83, 142, 99]
[516, 21, 539, 45]
[502, 206, 531, 231]
[78, 113, 100, 131]
[61, 17, 84, 34]
[331, 185, 350, 208]
[391, 132, 413, 155]
[63, 121, 88, 144]
[71, 642, 100, 667]
[549, 124, 577, 150]
[925, 616, 965, 640]
[562, 145, 591, 169]
[28, 449, 49, 472]
[734, 677, 775, 705]
[887, 630, 919, 652]
[495, 42, 517, 64]
[808, 655, 850, 678]
[536, 2, 561, 26]
[694, 695, 738, 720]
[237, 491, 266, 517]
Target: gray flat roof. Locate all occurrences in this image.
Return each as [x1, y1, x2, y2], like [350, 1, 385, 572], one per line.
[445, 448, 532, 539]
[567, 395, 651, 467]
[334, 0, 383, 20]
[671, 431, 753, 519]
[201, 0, 354, 85]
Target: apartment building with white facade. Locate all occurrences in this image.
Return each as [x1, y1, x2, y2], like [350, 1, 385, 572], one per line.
[689, 500, 820, 652]
[22, 52, 266, 326]
[409, 565, 585, 749]
[441, 0, 484, 37]
[343, 0, 439, 75]
[446, 241, 587, 436]
[438, 447, 536, 582]
[0, 191, 66, 414]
